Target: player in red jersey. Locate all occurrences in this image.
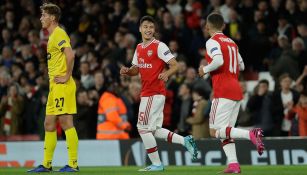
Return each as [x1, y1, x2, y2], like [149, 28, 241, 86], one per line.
[120, 16, 198, 171]
[198, 13, 265, 173]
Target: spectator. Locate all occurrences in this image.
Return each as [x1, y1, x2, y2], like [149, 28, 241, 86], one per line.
[292, 37, 307, 73]
[219, 0, 236, 24]
[267, 34, 290, 64]
[247, 80, 274, 136]
[237, 79, 253, 129]
[1, 46, 14, 69]
[186, 87, 209, 139]
[272, 73, 300, 136]
[285, 0, 300, 25]
[144, 0, 158, 16]
[177, 83, 193, 135]
[1, 28, 13, 48]
[0, 70, 11, 99]
[224, 9, 244, 43]
[80, 61, 95, 89]
[24, 60, 38, 85]
[166, 0, 182, 17]
[277, 14, 296, 41]
[96, 83, 131, 140]
[270, 38, 301, 81]
[74, 89, 97, 139]
[286, 91, 307, 136]
[0, 83, 24, 136]
[169, 40, 186, 62]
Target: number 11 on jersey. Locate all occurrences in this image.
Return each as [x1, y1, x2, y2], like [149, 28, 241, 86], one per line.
[227, 45, 238, 74]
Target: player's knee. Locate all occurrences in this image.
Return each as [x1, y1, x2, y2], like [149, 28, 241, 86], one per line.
[58, 115, 74, 130]
[210, 129, 217, 138]
[44, 120, 56, 132]
[137, 128, 150, 135]
[59, 119, 73, 131]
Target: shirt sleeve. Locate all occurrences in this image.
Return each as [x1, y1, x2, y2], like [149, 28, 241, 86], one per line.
[203, 39, 224, 73]
[55, 29, 71, 51]
[203, 54, 224, 74]
[157, 42, 175, 63]
[132, 50, 138, 66]
[206, 39, 222, 58]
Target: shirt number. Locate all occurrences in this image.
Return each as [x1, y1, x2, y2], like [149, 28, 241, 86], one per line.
[227, 46, 237, 74]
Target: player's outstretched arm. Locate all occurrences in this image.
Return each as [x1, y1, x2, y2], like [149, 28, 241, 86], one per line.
[120, 65, 139, 76]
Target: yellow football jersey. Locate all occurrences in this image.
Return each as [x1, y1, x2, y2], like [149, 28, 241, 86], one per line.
[47, 26, 71, 81]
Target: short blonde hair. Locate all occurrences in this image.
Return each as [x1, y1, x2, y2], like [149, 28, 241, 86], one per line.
[40, 3, 61, 22]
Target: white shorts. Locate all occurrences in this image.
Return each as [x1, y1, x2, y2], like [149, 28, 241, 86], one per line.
[137, 95, 165, 131]
[209, 98, 241, 129]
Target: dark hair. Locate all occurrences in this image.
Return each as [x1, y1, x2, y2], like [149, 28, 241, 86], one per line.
[40, 3, 61, 22]
[278, 73, 291, 82]
[182, 83, 193, 92]
[192, 86, 206, 98]
[140, 15, 156, 25]
[207, 13, 224, 30]
[259, 79, 269, 86]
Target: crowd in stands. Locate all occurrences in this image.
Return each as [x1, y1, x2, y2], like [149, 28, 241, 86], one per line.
[0, 0, 306, 140]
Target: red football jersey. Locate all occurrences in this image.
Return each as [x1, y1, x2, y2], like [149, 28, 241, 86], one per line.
[205, 33, 243, 100]
[132, 39, 174, 97]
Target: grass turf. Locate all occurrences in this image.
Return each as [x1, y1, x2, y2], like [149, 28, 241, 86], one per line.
[0, 165, 306, 175]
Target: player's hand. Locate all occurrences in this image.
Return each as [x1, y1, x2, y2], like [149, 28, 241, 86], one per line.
[54, 75, 69, 84]
[120, 66, 129, 75]
[198, 65, 205, 77]
[158, 72, 169, 82]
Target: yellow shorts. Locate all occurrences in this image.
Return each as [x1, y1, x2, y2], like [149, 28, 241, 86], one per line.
[46, 77, 77, 116]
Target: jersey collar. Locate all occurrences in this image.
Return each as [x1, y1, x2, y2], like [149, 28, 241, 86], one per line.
[211, 32, 223, 38]
[141, 38, 155, 48]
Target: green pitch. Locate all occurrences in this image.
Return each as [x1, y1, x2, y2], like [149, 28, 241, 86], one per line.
[0, 165, 306, 175]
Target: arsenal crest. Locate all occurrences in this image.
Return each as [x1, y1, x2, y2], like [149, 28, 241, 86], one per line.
[147, 50, 153, 57]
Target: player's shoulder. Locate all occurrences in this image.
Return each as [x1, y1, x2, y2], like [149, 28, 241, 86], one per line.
[54, 26, 69, 37]
[214, 34, 236, 45]
[206, 38, 220, 48]
[153, 39, 160, 44]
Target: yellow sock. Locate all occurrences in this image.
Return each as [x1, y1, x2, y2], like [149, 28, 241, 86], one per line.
[65, 127, 79, 168]
[43, 131, 57, 168]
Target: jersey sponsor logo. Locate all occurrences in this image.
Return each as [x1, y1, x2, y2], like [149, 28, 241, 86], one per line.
[210, 47, 218, 54]
[164, 50, 171, 56]
[47, 53, 51, 60]
[58, 40, 66, 46]
[219, 37, 234, 43]
[147, 50, 153, 57]
[138, 58, 152, 68]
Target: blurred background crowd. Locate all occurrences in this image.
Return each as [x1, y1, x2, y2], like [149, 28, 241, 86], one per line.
[0, 0, 306, 141]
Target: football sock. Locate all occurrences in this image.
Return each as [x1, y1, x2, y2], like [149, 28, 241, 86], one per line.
[139, 130, 161, 165]
[65, 127, 79, 168]
[43, 131, 57, 168]
[221, 139, 238, 164]
[154, 128, 184, 145]
[216, 127, 249, 140]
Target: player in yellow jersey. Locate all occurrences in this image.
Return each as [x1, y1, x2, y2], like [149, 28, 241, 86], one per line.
[28, 3, 79, 173]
